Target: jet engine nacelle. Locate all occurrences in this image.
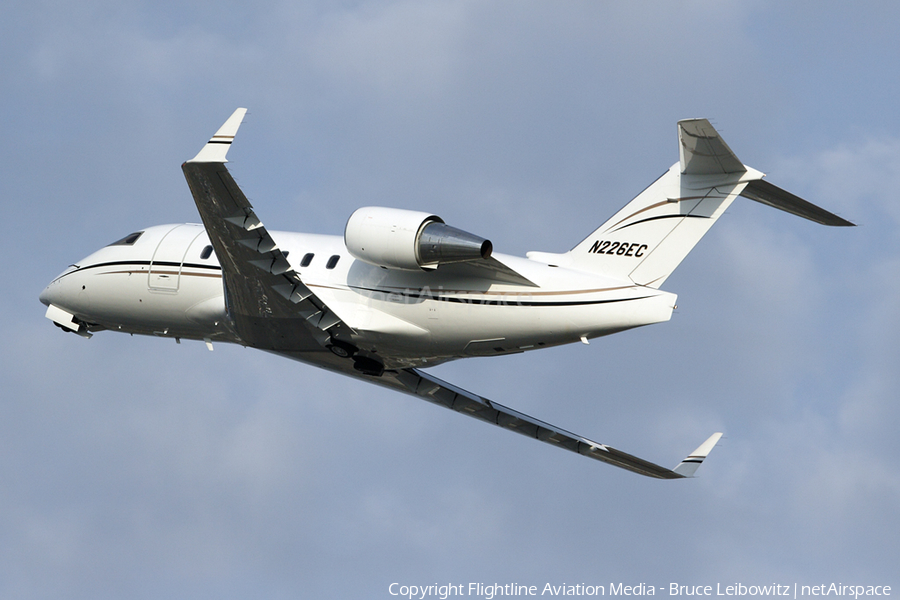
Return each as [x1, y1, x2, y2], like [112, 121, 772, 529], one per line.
[344, 207, 493, 271]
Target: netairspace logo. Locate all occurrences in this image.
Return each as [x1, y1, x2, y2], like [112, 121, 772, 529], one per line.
[387, 583, 892, 600]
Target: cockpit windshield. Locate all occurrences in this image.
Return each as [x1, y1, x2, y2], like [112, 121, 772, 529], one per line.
[107, 231, 144, 246]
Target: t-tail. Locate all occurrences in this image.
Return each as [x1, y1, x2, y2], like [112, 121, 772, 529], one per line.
[560, 119, 854, 288]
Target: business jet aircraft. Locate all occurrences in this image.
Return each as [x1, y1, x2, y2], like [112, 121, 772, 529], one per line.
[39, 109, 853, 478]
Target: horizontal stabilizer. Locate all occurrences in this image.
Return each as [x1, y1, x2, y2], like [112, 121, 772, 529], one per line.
[740, 179, 855, 226]
[672, 432, 723, 477]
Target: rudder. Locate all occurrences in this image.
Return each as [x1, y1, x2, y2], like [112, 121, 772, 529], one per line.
[563, 119, 826, 288]
[568, 140, 756, 288]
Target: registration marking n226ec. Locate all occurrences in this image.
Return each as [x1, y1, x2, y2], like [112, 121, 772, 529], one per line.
[588, 240, 648, 257]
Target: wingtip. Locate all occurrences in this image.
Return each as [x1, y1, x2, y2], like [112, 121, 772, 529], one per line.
[187, 107, 248, 164]
[672, 432, 723, 478]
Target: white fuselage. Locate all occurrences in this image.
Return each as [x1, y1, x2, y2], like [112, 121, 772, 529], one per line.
[40, 223, 677, 368]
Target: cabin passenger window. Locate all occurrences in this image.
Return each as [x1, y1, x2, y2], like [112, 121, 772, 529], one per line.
[326, 255, 340, 269]
[300, 253, 314, 267]
[200, 245, 213, 259]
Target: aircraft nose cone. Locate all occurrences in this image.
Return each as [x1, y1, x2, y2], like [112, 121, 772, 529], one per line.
[39, 284, 53, 307]
[39, 279, 68, 310]
[40, 265, 79, 308]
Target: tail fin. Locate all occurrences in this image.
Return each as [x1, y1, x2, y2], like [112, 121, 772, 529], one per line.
[561, 119, 852, 288]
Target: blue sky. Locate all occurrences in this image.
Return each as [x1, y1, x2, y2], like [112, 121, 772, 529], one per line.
[3, 1, 899, 598]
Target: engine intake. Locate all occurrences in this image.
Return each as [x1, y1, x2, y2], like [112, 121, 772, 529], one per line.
[344, 207, 492, 271]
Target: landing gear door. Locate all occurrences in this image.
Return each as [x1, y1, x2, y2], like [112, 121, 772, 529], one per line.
[148, 225, 202, 291]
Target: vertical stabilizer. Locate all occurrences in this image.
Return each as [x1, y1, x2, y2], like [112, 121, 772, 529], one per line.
[565, 120, 760, 288]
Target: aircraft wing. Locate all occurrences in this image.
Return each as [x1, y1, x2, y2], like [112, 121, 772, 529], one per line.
[375, 367, 722, 479]
[265, 347, 723, 478]
[182, 108, 352, 351]
[184, 109, 723, 478]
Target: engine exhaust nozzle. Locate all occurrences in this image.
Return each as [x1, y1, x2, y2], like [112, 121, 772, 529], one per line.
[417, 222, 492, 266]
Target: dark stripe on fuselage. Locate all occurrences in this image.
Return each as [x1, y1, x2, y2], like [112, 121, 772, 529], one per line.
[66, 260, 222, 273]
[49, 260, 222, 285]
[60, 261, 656, 308]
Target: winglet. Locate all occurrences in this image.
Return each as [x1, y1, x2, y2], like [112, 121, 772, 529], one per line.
[672, 432, 723, 477]
[187, 108, 248, 163]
